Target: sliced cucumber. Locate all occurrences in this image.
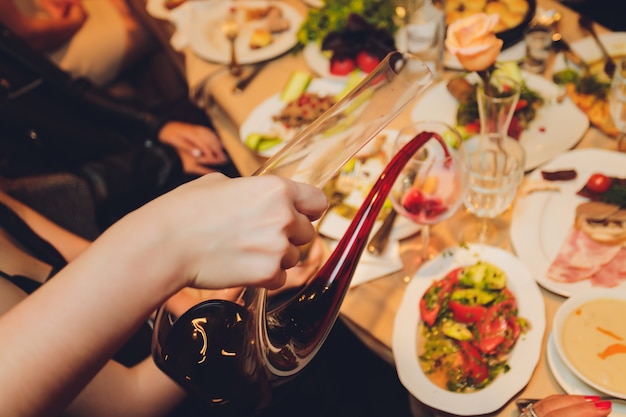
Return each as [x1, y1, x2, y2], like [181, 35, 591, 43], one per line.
[280, 71, 312, 103]
[245, 133, 283, 152]
[336, 71, 365, 100]
[493, 61, 524, 85]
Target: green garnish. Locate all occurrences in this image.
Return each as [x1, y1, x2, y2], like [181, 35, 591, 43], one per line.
[296, 0, 398, 47]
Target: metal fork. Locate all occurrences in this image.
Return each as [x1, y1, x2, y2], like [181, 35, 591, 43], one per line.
[578, 15, 616, 77]
[222, 8, 242, 77]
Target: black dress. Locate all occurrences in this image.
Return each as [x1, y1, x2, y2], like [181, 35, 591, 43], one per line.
[0, 23, 240, 234]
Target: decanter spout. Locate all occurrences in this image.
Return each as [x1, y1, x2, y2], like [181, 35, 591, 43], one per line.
[262, 131, 441, 374]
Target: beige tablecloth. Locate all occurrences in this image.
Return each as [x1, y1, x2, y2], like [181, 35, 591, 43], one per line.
[152, 0, 622, 414]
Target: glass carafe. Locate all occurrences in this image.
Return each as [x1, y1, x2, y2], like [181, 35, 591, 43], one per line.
[151, 51, 433, 416]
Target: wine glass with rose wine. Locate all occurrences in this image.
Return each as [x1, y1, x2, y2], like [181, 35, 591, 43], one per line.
[389, 121, 467, 278]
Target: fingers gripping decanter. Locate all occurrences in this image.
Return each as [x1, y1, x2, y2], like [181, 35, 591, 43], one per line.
[152, 52, 438, 415]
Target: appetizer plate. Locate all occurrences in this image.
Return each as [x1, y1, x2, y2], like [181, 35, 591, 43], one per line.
[510, 148, 626, 297]
[239, 78, 346, 158]
[410, 70, 589, 171]
[393, 244, 545, 416]
[553, 32, 626, 74]
[317, 129, 421, 242]
[188, 0, 303, 64]
[552, 288, 626, 399]
[547, 331, 626, 416]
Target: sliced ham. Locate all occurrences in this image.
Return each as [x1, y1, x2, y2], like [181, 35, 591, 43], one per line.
[591, 247, 626, 288]
[547, 228, 622, 283]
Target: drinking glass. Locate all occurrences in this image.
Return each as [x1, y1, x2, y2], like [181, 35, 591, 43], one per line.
[458, 72, 525, 246]
[389, 121, 467, 274]
[609, 57, 626, 153]
[151, 52, 434, 417]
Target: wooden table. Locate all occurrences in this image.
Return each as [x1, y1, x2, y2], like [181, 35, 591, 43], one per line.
[147, 0, 621, 415]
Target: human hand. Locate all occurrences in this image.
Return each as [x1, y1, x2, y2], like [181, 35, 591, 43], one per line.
[520, 395, 612, 417]
[158, 121, 229, 175]
[111, 173, 327, 293]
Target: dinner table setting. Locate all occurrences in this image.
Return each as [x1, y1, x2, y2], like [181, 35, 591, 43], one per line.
[132, 0, 626, 415]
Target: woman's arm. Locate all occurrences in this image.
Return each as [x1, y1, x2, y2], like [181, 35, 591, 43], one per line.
[0, 173, 326, 417]
[66, 357, 187, 417]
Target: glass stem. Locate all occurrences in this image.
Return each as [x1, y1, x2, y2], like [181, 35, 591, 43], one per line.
[420, 225, 430, 260]
[477, 218, 490, 243]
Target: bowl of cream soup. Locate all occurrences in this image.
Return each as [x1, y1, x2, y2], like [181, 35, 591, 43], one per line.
[553, 288, 626, 399]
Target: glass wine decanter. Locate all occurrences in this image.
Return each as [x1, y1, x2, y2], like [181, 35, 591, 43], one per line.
[151, 51, 433, 416]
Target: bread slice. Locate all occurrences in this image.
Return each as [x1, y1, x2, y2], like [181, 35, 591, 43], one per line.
[575, 201, 626, 245]
[249, 28, 273, 50]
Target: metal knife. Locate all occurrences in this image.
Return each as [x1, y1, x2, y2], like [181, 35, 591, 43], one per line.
[366, 208, 398, 255]
[233, 62, 266, 94]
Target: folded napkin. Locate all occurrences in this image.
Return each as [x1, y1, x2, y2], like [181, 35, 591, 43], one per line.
[327, 238, 404, 288]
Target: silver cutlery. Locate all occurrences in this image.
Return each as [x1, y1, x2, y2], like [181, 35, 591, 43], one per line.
[578, 15, 615, 77]
[222, 8, 242, 77]
[233, 62, 266, 94]
[366, 208, 398, 255]
[552, 32, 589, 72]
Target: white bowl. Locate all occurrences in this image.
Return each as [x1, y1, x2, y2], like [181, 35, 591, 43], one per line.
[553, 288, 626, 399]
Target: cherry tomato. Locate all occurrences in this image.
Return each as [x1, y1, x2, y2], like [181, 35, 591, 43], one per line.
[356, 51, 380, 73]
[514, 98, 528, 111]
[476, 290, 518, 355]
[419, 268, 460, 326]
[448, 300, 486, 324]
[585, 173, 612, 194]
[465, 120, 480, 134]
[329, 56, 356, 76]
[457, 340, 489, 384]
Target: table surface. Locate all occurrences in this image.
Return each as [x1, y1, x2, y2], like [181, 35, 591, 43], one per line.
[148, 0, 621, 415]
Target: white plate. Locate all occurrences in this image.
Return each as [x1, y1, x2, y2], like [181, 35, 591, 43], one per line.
[554, 32, 626, 74]
[188, 0, 303, 65]
[392, 244, 545, 416]
[510, 148, 626, 297]
[239, 78, 346, 158]
[317, 130, 421, 242]
[146, 0, 220, 23]
[410, 71, 589, 172]
[547, 331, 626, 416]
[552, 288, 626, 399]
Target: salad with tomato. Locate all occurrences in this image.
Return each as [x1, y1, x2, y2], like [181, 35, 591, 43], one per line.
[577, 172, 626, 208]
[418, 261, 530, 392]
